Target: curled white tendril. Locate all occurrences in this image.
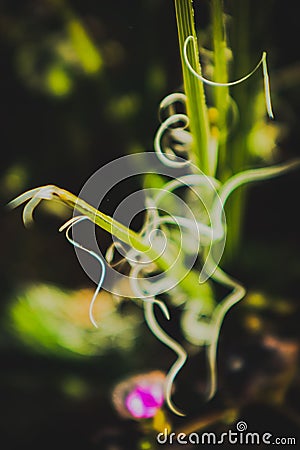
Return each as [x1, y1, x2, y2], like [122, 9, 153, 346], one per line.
[9, 187, 111, 329]
[128, 250, 186, 415]
[129, 259, 185, 416]
[144, 301, 187, 416]
[60, 217, 170, 331]
[183, 35, 274, 119]
[154, 36, 274, 171]
[105, 241, 128, 268]
[8, 185, 61, 227]
[158, 92, 187, 122]
[59, 216, 106, 329]
[155, 113, 191, 168]
[203, 159, 300, 400]
[206, 257, 246, 400]
[127, 252, 170, 320]
[9, 186, 171, 326]
[154, 92, 195, 168]
[153, 173, 223, 244]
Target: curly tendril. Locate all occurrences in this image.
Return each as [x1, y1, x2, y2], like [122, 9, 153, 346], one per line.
[154, 113, 191, 168]
[128, 256, 170, 320]
[158, 92, 187, 122]
[144, 301, 187, 416]
[207, 264, 246, 400]
[8, 185, 62, 227]
[59, 216, 106, 328]
[183, 35, 274, 119]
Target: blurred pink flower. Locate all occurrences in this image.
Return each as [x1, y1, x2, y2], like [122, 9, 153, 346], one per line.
[112, 371, 165, 419]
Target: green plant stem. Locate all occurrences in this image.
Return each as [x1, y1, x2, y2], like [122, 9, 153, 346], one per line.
[174, 0, 211, 175]
[211, 0, 230, 180]
[222, 0, 253, 263]
[54, 187, 214, 304]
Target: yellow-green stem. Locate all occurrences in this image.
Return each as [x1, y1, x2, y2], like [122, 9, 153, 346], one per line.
[211, 0, 230, 179]
[222, 0, 252, 263]
[174, 0, 211, 175]
[57, 188, 214, 303]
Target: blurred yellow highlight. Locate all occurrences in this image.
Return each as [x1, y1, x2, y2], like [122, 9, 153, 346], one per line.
[61, 376, 89, 399]
[46, 65, 72, 96]
[67, 19, 102, 74]
[107, 94, 140, 120]
[2, 164, 28, 195]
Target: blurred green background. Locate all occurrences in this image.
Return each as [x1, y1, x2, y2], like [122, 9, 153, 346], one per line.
[1, 1, 300, 449]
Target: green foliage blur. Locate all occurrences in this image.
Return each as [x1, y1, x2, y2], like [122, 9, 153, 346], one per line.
[0, 1, 299, 449]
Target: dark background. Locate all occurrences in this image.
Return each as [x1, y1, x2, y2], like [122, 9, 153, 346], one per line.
[0, 1, 300, 449]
